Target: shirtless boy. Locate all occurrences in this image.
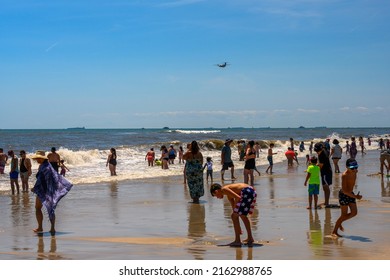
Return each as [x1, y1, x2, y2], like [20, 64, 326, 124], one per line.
[210, 183, 257, 247]
[265, 143, 277, 174]
[47, 147, 61, 173]
[332, 158, 362, 238]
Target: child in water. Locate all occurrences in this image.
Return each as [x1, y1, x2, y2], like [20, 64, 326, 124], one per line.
[203, 157, 213, 182]
[60, 160, 70, 176]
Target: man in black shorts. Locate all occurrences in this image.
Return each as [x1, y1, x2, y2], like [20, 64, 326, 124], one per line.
[221, 139, 236, 181]
[314, 142, 333, 207]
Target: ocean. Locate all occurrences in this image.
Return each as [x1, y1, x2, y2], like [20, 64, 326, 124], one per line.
[0, 127, 389, 191]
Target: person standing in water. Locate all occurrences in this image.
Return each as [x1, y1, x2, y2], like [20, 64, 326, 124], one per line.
[19, 150, 32, 192]
[47, 147, 61, 173]
[106, 147, 117, 176]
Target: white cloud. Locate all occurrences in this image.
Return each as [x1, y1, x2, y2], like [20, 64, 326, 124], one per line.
[297, 108, 320, 113]
[356, 106, 369, 111]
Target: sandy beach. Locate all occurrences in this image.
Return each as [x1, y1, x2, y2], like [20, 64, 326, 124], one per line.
[0, 150, 389, 260]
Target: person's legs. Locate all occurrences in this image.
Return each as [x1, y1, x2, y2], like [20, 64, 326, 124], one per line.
[34, 198, 44, 232]
[231, 165, 236, 179]
[333, 159, 340, 173]
[229, 212, 242, 246]
[314, 194, 319, 209]
[21, 174, 29, 192]
[243, 169, 249, 184]
[221, 169, 225, 181]
[332, 205, 348, 237]
[49, 214, 56, 234]
[307, 194, 313, 209]
[240, 215, 254, 246]
[10, 179, 15, 195]
[332, 203, 357, 237]
[249, 170, 254, 186]
[323, 184, 330, 206]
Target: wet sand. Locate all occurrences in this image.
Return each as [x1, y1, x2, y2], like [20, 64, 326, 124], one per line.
[0, 151, 389, 260]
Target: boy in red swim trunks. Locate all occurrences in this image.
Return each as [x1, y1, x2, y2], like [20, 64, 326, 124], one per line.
[332, 158, 362, 238]
[211, 183, 257, 247]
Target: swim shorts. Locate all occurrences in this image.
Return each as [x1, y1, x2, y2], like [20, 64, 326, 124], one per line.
[20, 171, 29, 180]
[10, 171, 19, 179]
[267, 155, 273, 166]
[0, 163, 4, 174]
[339, 190, 356, 206]
[50, 162, 59, 172]
[308, 184, 320, 195]
[321, 172, 333, 186]
[222, 162, 234, 170]
[234, 187, 257, 216]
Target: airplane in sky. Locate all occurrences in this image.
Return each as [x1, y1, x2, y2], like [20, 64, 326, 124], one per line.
[215, 62, 230, 68]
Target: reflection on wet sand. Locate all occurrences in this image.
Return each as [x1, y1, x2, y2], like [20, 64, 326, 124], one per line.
[36, 235, 63, 260]
[234, 247, 253, 260]
[381, 178, 390, 199]
[187, 203, 206, 259]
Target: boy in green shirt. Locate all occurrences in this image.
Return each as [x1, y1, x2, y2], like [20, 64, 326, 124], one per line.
[304, 156, 321, 209]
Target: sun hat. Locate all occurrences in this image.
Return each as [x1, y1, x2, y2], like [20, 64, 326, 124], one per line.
[31, 150, 47, 160]
[225, 138, 233, 143]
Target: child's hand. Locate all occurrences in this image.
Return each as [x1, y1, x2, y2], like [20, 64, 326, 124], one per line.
[356, 191, 362, 200]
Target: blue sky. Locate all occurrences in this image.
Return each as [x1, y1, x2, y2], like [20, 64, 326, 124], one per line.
[1, 0, 389, 129]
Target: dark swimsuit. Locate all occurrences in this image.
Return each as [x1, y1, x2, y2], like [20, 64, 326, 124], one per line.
[339, 190, 356, 206]
[244, 150, 256, 170]
[50, 162, 59, 172]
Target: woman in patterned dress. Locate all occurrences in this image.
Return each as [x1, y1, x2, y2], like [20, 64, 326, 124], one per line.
[183, 141, 204, 203]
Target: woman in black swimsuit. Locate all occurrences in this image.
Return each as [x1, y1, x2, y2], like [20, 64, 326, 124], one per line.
[106, 147, 117, 176]
[244, 140, 256, 186]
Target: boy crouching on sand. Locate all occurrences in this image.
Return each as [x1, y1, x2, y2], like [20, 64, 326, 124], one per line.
[304, 156, 321, 209]
[210, 183, 257, 247]
[332, 158, 362, 238]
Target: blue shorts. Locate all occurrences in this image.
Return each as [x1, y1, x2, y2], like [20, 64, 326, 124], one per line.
[10, 171, 19, 179]
[308, 184, 320, 195]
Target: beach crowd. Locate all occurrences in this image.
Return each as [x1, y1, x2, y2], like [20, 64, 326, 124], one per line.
[1, 135, 389, 245]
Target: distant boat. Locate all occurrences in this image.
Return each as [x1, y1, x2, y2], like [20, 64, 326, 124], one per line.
[67, 127, 85, 130]
[298, 126, 305, 129]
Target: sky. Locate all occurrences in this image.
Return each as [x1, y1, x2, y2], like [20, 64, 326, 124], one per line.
[1, 0, 389, 129]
